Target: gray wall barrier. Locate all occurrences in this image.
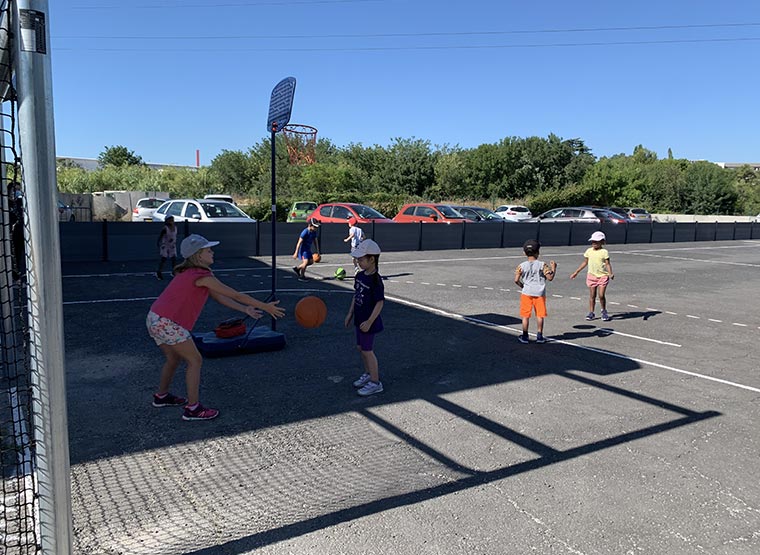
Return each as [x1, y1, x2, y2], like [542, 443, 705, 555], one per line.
[59, 220, 760, 263]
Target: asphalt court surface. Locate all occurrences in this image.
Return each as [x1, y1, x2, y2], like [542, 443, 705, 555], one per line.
[63, 240, 760, 554]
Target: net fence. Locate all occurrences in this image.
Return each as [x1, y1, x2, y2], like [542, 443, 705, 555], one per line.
[0, 1, 40, 553]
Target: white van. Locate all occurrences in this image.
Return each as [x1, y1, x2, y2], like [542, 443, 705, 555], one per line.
[204, 194, 235, 205]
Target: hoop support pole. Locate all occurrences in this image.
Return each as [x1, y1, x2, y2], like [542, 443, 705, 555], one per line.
[270, 126, 277, 331]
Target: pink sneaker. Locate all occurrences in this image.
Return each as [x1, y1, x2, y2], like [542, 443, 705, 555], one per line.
[182, 404, 219, 421]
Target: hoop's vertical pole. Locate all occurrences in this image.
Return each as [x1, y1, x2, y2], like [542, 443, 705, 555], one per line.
[270, 127, 277, 331]
[13, 1, 73, 553]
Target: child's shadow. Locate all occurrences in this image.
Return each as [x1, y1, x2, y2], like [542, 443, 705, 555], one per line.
[608, 310, 661, 321]
[550, 324, 614, 341]
[383, 272, 413, 279]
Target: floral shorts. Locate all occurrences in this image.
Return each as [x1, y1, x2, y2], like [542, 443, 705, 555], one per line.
[146, 311, 191, 346]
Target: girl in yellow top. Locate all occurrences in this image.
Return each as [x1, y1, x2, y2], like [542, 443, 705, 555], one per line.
[570, 231, 614, 321]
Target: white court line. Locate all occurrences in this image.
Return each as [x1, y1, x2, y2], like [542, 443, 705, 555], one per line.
[733, 323, 748, 327]
[686, 315, 700, 319]
[385, 294, 760, 394]
[63, 288, 353, 305]
[708, 319, 723, 323]
[597, 328, 681, 347]
[627, 304, 639, 309]
[624, 251, 760, 268]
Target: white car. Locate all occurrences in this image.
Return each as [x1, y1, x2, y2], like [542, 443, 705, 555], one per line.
[494, 205, 532, 222]
[131, 197, 168, 222]
[152, 199, 255, 223]
[204, 194, 235, 205]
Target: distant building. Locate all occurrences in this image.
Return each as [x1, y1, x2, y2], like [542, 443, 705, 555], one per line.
[57, 156, 197, 171]
[715, 162, 760, 171]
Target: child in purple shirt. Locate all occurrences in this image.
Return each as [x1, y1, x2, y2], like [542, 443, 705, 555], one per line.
[344, 239, 385, 396]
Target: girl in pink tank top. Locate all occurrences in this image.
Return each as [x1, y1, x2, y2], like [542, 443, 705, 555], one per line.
[147, 234, 285, 421]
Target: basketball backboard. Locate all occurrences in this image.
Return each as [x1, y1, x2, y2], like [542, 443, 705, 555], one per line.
[266, 77, 296, 133]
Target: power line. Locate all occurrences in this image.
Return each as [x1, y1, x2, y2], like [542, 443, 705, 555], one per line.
[54, 36, 760, 53]
[71, 0, 381, 9]
[54, 21, 760, 40]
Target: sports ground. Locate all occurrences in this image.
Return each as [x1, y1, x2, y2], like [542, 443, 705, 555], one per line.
[63, 240, 760, 555]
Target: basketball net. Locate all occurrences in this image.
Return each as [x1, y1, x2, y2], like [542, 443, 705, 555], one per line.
[282, 124, 317, 165]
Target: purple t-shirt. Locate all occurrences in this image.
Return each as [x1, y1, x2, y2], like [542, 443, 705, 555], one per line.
[353, 271, 384, 333]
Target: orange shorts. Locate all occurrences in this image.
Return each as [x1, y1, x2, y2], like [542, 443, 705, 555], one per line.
[520, 295, 547, 318]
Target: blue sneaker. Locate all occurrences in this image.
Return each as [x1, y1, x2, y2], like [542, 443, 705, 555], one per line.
[517, 334, 529, 344]
[601, 310, 611, 321]
[357, 381, 383, 396]
[535, 333, 546, 344]
[585, 312, 595, 321]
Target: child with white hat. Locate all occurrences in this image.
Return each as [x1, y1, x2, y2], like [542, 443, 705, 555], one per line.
[570, 231, 615, 321]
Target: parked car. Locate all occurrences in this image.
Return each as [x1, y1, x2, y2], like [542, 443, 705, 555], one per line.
[204, 194, 235, 205]
[287, 201, 318, 223]
[393, 203, 467, 223]
[57, 200, 75, 222]
[131, 197, 167, 222]
[755, 213, 760, 223]
[528, 207, 601, 224]
[625, 207, 653, 223]
[494, 204, 532, 222]
[306, 203, 393, 224]
[152, 199, 255, 223]
[591, 209, 629, 224]
[450, 205, 503, 222]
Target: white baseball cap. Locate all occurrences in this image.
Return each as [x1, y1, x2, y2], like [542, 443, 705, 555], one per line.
[588, 231, 606, 242]
[180, 234, 219, 258]
[351, 238, 381, 258]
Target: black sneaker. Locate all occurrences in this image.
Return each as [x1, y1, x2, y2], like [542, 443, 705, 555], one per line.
[535, 333, 546, 344]
[292, 266, 301, 278]
[152, 392, 186, 407]
[517, 334, 529, 344]
[156, 272, 163, 280]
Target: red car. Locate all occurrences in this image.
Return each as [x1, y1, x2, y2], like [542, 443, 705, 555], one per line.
[393, 203, 467, 223]
[306, 203, 394, 224]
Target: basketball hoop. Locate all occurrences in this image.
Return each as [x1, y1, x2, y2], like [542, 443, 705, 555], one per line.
[282, 124, 317, 165]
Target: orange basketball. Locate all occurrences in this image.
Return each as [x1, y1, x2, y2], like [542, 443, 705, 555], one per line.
[312, 253, 321, 263]
[295, 296, 327, 328]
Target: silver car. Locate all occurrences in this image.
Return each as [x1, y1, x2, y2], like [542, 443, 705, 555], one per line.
[625, 207, 653, 223]
[530, 207, 601, 223]
[152, 199, 255, 223]
[131, 197, 168, 222]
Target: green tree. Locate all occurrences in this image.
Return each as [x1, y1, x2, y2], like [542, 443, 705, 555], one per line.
[209, 149, 252, 195]
[732, 164, 760, 214]
[98, 145, 144, 167]
[682, 161, 736, 214]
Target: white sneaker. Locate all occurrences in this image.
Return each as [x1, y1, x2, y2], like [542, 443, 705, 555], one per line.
[352, 373, 371, 388]
[357, 381, 383, 396]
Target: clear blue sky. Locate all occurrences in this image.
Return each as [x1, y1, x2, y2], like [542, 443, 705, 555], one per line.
[50, 0, 760, 166]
